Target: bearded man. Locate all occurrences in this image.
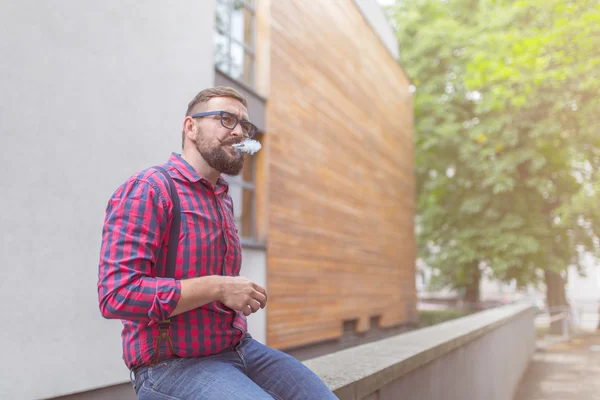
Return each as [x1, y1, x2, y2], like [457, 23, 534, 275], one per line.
[97, 87, 337, 399]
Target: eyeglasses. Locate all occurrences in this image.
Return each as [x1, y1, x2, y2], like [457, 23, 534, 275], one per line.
[191, 111, 258, 138]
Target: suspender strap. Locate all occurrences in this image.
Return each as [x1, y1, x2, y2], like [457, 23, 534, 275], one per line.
[153, 166, 181, 278]
[149, 166, 181, 366]
[150, 320, 177, 366]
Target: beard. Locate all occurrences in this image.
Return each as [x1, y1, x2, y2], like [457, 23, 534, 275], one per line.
[194, 127, 244, 176]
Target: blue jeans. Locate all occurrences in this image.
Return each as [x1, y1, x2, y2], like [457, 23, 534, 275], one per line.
[132, 334, 338, 399]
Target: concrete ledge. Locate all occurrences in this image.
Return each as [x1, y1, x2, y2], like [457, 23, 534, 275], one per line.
[304, 303, 536, 399]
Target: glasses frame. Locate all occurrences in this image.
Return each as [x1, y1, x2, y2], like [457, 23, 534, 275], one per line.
[191, 110, 258, 138]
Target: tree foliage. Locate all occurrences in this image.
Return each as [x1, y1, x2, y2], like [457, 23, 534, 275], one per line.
[386, 0, 600, 302]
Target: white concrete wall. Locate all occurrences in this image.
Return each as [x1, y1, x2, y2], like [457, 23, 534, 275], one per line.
[241, 248, 268, 345]
[0, 1, 216, 399]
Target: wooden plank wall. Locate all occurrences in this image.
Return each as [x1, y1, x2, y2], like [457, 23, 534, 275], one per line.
[266, 0, 417, 350]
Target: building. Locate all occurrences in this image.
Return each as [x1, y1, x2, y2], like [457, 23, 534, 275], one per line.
[0, 1, 415, 398]
[566, 253, 600, 331]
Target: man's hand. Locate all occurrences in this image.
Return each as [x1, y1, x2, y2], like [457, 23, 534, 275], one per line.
[219, 276, 268, 316]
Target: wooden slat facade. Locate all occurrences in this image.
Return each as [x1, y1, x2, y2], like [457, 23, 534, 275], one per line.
[264, 0, 417, 350]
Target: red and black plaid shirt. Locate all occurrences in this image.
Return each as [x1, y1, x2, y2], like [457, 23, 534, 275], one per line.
[97, 153, 246, 369]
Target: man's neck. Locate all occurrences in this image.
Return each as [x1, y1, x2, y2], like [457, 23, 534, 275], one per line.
[181, 148, 221, 186]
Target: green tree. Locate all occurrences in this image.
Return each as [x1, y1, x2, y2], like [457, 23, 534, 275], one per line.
[387, 0, 600, 329]
[467, 0, 600, 331]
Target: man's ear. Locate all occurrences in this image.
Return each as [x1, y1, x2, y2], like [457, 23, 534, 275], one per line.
[183, 117, 197, 142]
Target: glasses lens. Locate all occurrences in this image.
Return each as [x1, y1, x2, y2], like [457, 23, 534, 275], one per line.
[240, 121, 257, 138]
[220, 112, 237, 129]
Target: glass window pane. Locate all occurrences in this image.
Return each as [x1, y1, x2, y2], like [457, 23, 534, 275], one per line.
[230, 42, 243, 81]
[225, 183, 254, 239]
[214, 0, 255, 87]
[215, 0, 230, 33]
[230, 43, 253, 86]
[231, 2, 254, 48]
[214, 32, 230, 73]
[228, 179, 243, 219]
[243, 51, 253, 86]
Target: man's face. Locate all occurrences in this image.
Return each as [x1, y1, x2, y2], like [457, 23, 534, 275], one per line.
[192, 97, 248, 176]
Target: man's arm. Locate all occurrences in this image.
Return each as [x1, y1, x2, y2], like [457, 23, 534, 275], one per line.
[98, 177, 181, 322]
[172, 275, 268, 317]
[97, 177, 267, 322]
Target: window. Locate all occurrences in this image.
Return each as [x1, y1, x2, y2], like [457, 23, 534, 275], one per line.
[215, 0, 256, 87]
[224, 132, 262, 242]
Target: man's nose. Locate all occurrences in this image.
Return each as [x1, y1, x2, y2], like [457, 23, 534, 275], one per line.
[231, 123, 246, 138]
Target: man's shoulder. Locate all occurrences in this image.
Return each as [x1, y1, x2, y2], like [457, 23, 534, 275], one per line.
[110, 164, 172, 202]
[136, 164, 171, 186]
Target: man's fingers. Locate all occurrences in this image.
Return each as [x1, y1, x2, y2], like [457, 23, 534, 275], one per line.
[252, 283, 267, 298]
[242, 301, 260, 316]
[249, 299, 261, 313]
[252, 290, 267, 308]
[243, 304, 252, 316]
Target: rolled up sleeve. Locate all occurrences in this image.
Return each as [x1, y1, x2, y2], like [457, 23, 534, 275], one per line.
[148, 277, 181, 321]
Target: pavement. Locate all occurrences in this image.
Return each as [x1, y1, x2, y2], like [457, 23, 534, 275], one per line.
[514, 332, 600, 400]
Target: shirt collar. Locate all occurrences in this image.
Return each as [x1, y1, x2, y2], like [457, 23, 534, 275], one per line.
[168, 152, 229, 193]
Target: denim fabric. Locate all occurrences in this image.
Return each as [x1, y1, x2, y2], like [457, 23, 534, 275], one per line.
[133, 334, 338, 400]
